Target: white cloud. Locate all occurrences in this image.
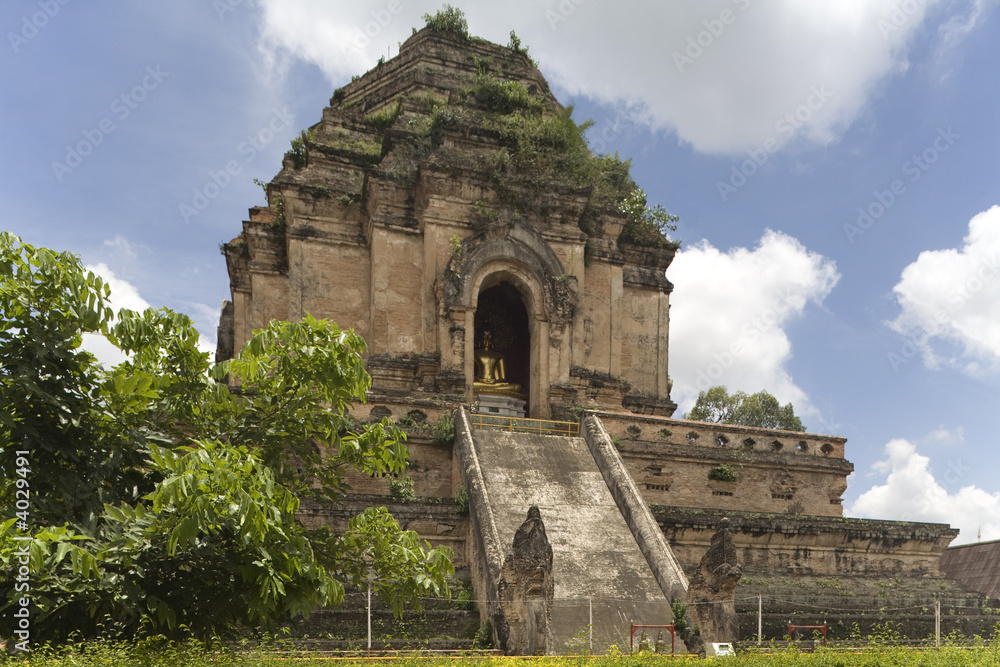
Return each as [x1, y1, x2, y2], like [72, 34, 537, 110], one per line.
[181, 301, 222, 361]
[668, 230, 840, 416]
[849, 438, 1000, 545]
[886, 205, 1000, 375]
[251, 0, 984, 155]
[103, 235, 140, 265]
[922, 425, 964, 447]
[80, 264, 218, 366]
[81, 263, 152, 367]
[935, 0, 1000, 57]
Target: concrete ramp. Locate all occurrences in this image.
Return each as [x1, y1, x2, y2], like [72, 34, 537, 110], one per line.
[455, 409, 686, 653]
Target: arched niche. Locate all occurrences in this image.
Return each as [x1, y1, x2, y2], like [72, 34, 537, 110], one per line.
[465, 260, 548, 418]
[443, 229, 575, 419]
[475, 282, 531, 405]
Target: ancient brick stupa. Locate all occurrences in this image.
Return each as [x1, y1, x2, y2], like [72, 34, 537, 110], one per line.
[218, 23, 677, 423]
[218, 22, 997, 653]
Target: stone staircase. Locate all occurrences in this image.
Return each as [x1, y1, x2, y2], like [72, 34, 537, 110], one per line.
[456, 410, 688, 653]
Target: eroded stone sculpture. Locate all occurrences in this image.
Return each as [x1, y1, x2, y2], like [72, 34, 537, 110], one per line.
[495, 506, 554, 655]
[687, 517, 742, 645]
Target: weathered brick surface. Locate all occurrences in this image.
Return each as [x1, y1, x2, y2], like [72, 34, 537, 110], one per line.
[218, 27, 676, 420]
[595, 412, 850, 517]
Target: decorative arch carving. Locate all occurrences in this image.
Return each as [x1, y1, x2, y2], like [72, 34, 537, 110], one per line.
[436, 225, 579, 419]
[442, 226, 577, 324]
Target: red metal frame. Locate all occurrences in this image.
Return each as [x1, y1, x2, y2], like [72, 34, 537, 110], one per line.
[788, 624, 827, 646]
[629, 623, 675, 654]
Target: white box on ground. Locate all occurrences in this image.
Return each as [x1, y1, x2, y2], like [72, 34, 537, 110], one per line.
[710, 642, 735, 657]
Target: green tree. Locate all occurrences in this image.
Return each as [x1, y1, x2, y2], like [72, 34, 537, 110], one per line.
[685, 385, 805, 431]
[0, 233, 452, 642]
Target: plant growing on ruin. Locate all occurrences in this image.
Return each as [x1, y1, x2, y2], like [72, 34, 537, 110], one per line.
[507, 30, 537, 66]
[364, 99, 403, 136]
[422, 4, 469, 39]
[708, 464, 738, 482]
[473, 620, 494, 649]
[266, 197, 286, 241]
[287, 129, 315, 168]
[619, 187, 680, 248]
[671, 599, 689, 635]
[455, 485, 469, 514]
[433, 412, 456, 445]
[469, 73, 541, 114]
[389, 476, 416, 502]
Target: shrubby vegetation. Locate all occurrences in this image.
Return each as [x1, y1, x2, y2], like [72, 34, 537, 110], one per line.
[618, 188, 679, 247]
[422, 5, 469, 39]
[374, 7, 681, 249]
[0, 233, 452, 643]
[708, 464, 738, 482]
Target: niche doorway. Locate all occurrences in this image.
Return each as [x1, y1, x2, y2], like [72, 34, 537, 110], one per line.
[474, 282, 531, 417]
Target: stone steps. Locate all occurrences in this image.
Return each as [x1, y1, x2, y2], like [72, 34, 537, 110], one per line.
[466, 428, 676, 653]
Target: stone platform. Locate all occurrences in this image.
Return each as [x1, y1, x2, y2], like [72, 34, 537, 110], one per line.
[474, 393, 526, 418]
[652, 507, 1000, 641]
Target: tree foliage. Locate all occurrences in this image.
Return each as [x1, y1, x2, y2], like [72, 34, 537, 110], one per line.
[0, 232, 453, 643]
[685, 385, 805, 432]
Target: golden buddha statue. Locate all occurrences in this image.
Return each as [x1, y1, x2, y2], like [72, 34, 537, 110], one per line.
[473, 330, 523, 397]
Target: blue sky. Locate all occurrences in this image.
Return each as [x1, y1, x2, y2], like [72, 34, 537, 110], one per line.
[3, 1, 999, 543]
